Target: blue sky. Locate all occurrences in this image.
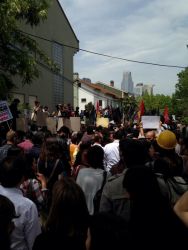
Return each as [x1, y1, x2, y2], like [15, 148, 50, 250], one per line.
[59, 0, 188, 95]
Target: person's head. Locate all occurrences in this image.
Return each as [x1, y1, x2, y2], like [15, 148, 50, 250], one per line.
[74, 142, 91, 167]
[93, 133, 103, 144]
[145, 130, 156, 141]
[6, 130, 17, 144]
[12, 99, 20, 106]
[119, 138, 149, 168]
[34, 101, 40, 107]
[87, 126, 94, 135]
[123, 166, 169, 219]
[46, 177, 89, 239]
[57, 126, 70, 139]
[40, 137, 62, 161]
[32, 131, 44, 146]
[0, 156, 27, 187]
[114, 129, 126, 140]
[87, 145, 104, 169]
[71, 132, 78, 144]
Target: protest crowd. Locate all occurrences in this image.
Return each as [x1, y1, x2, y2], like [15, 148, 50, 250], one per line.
[1, 98, 188, 249]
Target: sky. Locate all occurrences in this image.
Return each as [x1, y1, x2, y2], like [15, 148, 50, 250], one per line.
[59, 0, 188, 95]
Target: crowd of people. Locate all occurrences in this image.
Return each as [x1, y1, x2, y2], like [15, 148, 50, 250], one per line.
[1, 100, 188, 249]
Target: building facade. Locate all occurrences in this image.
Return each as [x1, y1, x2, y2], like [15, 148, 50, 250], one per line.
[121, 71, 134, 94]
[11, 0, 79, 112]
[134, 83, 154, 96]
[75, 78, 125, 112]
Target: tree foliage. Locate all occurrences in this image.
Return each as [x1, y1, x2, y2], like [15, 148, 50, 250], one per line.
[136, 93, 172, 115]
[173, 67, 188, 118]
[0, 0, 57, 99]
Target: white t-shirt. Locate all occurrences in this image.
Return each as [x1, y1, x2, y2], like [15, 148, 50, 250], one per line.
[76, 168, 105, 215]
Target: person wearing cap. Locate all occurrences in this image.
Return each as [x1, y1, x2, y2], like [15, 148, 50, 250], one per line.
[152, 130, 183, 177]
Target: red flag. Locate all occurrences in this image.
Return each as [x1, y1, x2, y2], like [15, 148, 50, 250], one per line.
[96, 101, 100, 117]
[96, 101, 99, 113]
[139, 100, 145, 117]
[163, 106, 169, 124]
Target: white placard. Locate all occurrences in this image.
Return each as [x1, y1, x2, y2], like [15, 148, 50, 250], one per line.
[57, 118, 71, 131]
[70, 117, 81, 132]
[141, 116, 160, 129]
[46, 117, 57, 134]
[36, 111, 48, 127]
[16, 118, 28, 132]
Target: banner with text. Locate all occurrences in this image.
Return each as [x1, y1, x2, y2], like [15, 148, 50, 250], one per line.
[0, 101, 13, 123]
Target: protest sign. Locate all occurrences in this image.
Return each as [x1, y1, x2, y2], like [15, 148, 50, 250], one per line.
[57, 118, 71, 131]
[36, 111, 48, 127]
[46, 117, 57, 134]
[70, 117, 81, 132]
[142, 116, 160, 129]
[96, 118, 109, 128]
[0, 101, 13, 123]
[16, 118, 28, 132]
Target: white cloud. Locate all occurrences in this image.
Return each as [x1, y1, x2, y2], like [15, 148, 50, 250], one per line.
[60, 0, 188, 95]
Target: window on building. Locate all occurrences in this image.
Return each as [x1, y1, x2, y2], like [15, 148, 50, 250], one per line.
[99, 100, 102, 106]
[52, 42, 64, 106]
[81, 98, 86, 103]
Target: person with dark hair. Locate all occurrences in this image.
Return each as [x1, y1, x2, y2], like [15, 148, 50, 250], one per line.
[100, 138, 149, 221]
[28, 131, 44, 161]
[81, 126, 94, 145]
[72, 142, 91, 179]
[123, 166, 188, 249]
[103, 130, 123, 172]
[57, 125, 71, 162]
[38, 137, 71, 213]
[0, 156, 41, 250]
[33, 177, 89, 250]
[76, 145, 106, 214]
[0, 195, 18, 250]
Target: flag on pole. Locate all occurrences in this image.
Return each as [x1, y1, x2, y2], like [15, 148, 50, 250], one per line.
[96, 101, 100, 118]
[139, 100, 145, 116]
[163, 106, 169, 124]
[138, 100, 145, 121]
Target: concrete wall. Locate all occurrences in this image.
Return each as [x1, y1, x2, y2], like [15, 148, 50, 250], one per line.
[12, 0, 79, 112]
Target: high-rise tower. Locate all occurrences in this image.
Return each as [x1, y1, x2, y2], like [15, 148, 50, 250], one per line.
[121, 71, 134, 94]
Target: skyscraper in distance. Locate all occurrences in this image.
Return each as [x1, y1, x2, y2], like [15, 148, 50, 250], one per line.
[121, 71, 134, 94]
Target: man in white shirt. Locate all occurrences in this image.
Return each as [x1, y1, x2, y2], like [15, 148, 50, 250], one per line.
[0, 156, 41, 250]
[103, 130, 122, 172]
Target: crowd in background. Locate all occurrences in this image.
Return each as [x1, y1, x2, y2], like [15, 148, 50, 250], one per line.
[1, 99, 188, 249]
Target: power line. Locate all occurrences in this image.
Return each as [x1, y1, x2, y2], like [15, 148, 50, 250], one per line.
[18, 30, 186, 69]
[37, 60, 118, 102]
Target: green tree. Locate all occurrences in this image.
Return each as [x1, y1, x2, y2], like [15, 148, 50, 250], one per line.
[0, 0, 57, 99]
[173, 67, 188, 118]
[136, 93, 172, 115]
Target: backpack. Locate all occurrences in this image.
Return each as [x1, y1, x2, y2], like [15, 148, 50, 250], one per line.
[156, 174, 188, 206]
[93, 171, 107, 214]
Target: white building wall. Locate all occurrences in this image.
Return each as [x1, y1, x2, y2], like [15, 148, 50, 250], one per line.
[78, 87, 94, 111]
[78, 83, 118, 111]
